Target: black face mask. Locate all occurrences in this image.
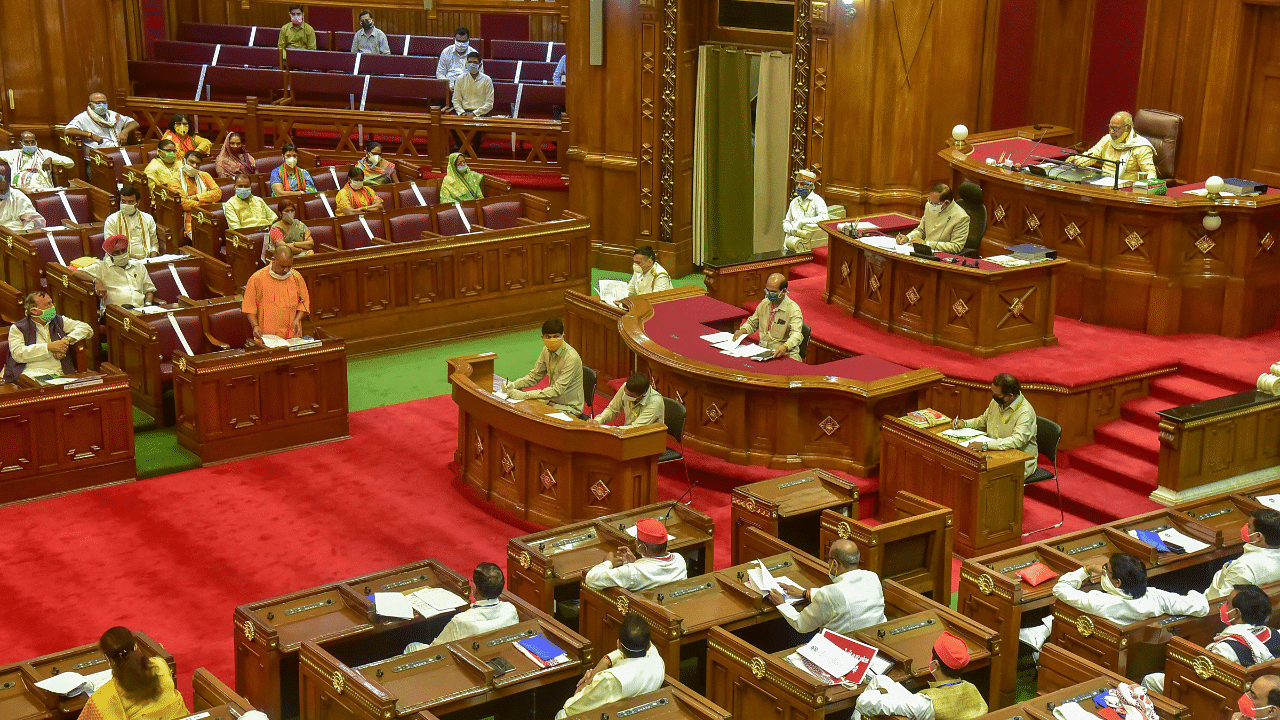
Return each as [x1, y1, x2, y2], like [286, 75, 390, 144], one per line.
[361, 20, 373, 30]
[992, 393, 1005, 406]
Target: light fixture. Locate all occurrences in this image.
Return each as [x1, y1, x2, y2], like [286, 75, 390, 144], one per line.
[842, 0, 857, 18]
[951, 124, 969, 148]
[1202, 210, 1222, 232]
[1205, 175, 1225, 200]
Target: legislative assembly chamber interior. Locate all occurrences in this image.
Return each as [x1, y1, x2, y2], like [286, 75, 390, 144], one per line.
[3, 1, 1280, 719]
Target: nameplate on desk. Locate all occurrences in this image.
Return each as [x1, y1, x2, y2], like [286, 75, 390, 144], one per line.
[378, 575, 430, 592]
[64, 377, 104, 390]
[487, 629, 538, 646]
[765, 560, 793, 572]
[288, 340, 322, 352]
[541, 531, 597, 553]
[285, 598, 335, 615]
[391, 654, 445, 673]
[998, 560, 1037, 574]
[71, 658, 107, 671]
[617, 698, 669, 717]
[668, 582, 714, 599]
[1193, 508, 1233, 521]
[1058, 541, 1106, 556]
[777, 477, 813, 489]
[888, 618, 935, 635]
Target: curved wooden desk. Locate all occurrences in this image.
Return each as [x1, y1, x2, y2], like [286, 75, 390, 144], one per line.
[617, 292, 942, 476]
[823, 215, 1068, 357]
[945, 132, 1280, 337]
[448, 352, 668, 527]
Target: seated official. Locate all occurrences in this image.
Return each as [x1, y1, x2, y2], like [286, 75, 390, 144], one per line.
[354, 142, 397, 186]
[1207, 509, 1280, 601]
[352, 11, 390, 55]
[1144, 584, 1279, 694]
[264, 200, 315, 263]
[782, 168, 829, 253]
[766, 539, 885, 635]
[594, 373, 664, 429]
[440, 152, 484, 203]
[224, 175, 278, 231]
[74, 234, 157, 310]
[404, 562, 518, 652]
[104, 185, 160, 259]
[453, 52, 494, 117]
[167, 150, 220, 237]
[1067, 110, 1158, 182]
[0, 174, 46, 234]
[896, 183, 968, 255]
[161, 112, 212, 157]
[144, 138, 182, 193]
[436, 27, 476, 85]
[1020, 553, 1209, 653]
[625, 245, 672, 298]
[504, 318, 585, 416]
[269, 144, 317, 197]
[80, 626, 188, 720]
[243, 246, 310, 340]
[215, 132, 257, 178]
[64, 93, 139, 157]
[0, 131, 74, 192]
[952, 373, 1038, 477]
[584, 518, 687, 592]
[5, 291, 92, 382]
[556, 613, 664, 719]
[732, 273, 803, 360]
[335, 167, 384, 215]
[278, 5, 317, 50]
[855, 631, 988, 720]
[1234, 675, 1280, 720]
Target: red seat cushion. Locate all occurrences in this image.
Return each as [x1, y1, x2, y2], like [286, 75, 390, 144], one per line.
[388, 214, 434, 243]
[481, 201, 522, 230]
[339, 218, 382, 249]
[436, 207, 477, 236]
[33, 194, 92, 227]
[398, 184, 440, 208]
[150, 265, 205, 303]
[303, 197, 335, 220]
[151, 314, 206, 365]
[207, 308, 252, 348]
[32, 233, 86, 266]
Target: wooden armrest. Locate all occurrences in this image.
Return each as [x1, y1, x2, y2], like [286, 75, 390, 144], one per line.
[516, 218, 537, 226]
[317, 242, 340, 253]
[72, 339, 91, 372]
[370, 237, 391, 245]
[204, 331, 230, 351]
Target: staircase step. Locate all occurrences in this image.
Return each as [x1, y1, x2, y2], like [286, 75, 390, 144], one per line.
[1121, 396, 1176, 431]
[788, 262, 826, 281]
[1172, 365, 1257, 395]
[1068, 443, 1159, 492]
[812, 246, 829, 268]
[1093, 420, 1162, 466]
[1150, 374, 1238, 406]
[1024, 466, 1161, 526]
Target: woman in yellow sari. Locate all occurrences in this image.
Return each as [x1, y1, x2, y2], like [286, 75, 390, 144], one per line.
[161, 113, 212, 156]
[439, 152, 484, 203]
[79, 627, 188, 720]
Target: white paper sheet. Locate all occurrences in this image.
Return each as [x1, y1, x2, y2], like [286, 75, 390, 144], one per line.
[35, 671, 95, 696]
[410, 587, 468, 612]
[713, 335, 745, 352]
[984, 254, 1031, 267]
[746, 559, 799, 604]
[373, 592, 415, 620]
[869, 655, 894, 676]
[1158, 527, 1212, 553]
[136, 305, 171, 315]
[724, 343, 766, 358]
[797, 633, 857, 678]
[597, 279, 629, 306]
[1257, 494, 1280, 511]
[83, 669, 113, 693]
[853, 221, 879, 230]
[260, 334, 290, 348]
[141, 253, 189, 264]
[41, 376, 81, 385]
[858, 235, 899, 250]
[940, 428, 983, 439]
[1184, 188, 1237, 197]
[547, 411, 575, 421]
[700, 331, 734, 343]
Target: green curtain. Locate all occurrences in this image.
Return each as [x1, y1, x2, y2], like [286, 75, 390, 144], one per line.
[694, 46, 756, 263]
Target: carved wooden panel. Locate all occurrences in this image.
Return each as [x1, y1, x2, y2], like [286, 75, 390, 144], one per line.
[60, 402, 105, 463]
[501, 245, 530, 291]
[458, 250, 484, 297]
[310, 271, 344, 319]
[0, 413, 33, 474]
[407, 258, 443, 304]
[360, 264, 393, 313]
[221, 373, 262, 431]
[286, 363, 323, 419]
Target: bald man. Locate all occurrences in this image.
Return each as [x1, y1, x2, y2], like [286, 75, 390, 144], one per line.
[1068, 111, 1158, 182]
[764, 539, 886, 635]
[732, 273, 804, 360]
[1233, 674, 1280, 720]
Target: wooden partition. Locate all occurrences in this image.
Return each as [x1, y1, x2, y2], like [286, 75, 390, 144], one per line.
[1155, 390, 1280, 504]
[191, 668, 255, 714]
[730, 469, 859, 565]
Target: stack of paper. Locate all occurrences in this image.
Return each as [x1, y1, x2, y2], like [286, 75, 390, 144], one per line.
[723, 343, 767, 358]
[597, 279, 629, 306]
[700, 331, 735, 344]
[514, 634, 570, 668]
[939, 428, 982, 440]
[1157, 527, 1211, 553]
[712, 335, 745, 352]
[34, 669, 113, 696]
[136, 305, 171, 315]
[1256, 495, 1280, 511]
[547, 412, 576, 421]
[402, 587, 468, 619]
[984, 255, 1031, 267]
[373, 592, 416, 620]
[142, 253, 189, 265]
[746, 559, 799, 604]
[796, 633, 857, 678]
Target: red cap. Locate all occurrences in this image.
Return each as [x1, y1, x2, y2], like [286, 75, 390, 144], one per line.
[933, 631, 970, 670]
[103, 234, 129, 255]
[635, 518, 667, 545]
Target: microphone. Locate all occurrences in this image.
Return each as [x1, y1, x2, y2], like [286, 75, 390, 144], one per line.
[664, 478, 700, 519]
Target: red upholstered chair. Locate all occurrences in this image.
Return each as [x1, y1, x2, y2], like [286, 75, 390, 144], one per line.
[31, 232, 89, 268]
[361, 54, 437, 78]
[127, 61, 206, 100]
[407, 36, 451, 56]
[387, 213, 434, 243]
[492, 83, 519, 117]
[216, 45, 280, 69]
[484, 59, 519, 83]
[436, 206, 479, 236]
[33, 193, 92, 227]
[337, 217, 384, 249]
[374, 188, 393, 208]
[289, 71, 363, 109]
[303, 195, 337, 220]
[285, 49, 358, 74]
[312, 167, 346, 193]
[202, 66, 285, 103]
[239, 229, 267, 264]
[151, 314, 207, 383]
[206, 307, 252, 349]
[180, 22, 252, 45]
[307, 219, 336, 249]
[518, 84, 566, 119]
[149, 265, 206, 303]
[519, 61, 556, 85]
[398, 182, 440, 208]
[251, 26, 281, 48]
[332, 31, 355, 52]
[364, 76, 449, 111]
[492, 40, 553, 62]
[154, 40, 217, 65]
[255, 155, 285, 178]
[480, 201, 523, 230]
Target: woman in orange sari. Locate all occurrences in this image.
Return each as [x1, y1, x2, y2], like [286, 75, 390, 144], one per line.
[161, 113, 212, 156]
[79, 627, 188, 720]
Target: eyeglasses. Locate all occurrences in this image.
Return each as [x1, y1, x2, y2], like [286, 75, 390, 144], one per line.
[1108, 125, 1127, 132]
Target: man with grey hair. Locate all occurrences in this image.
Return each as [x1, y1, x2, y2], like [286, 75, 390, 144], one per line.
[764, 538, 886, 635]
[1067, 110, 1158, 182]
[5, 291, 92, 382]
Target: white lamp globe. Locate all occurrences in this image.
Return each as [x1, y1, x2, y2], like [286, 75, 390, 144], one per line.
[1205, 175, 1226, 196]
[1202, 213, 1222, 232]
[952, 124, 969, 143]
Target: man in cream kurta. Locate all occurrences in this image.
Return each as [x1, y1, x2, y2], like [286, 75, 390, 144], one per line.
[899, 183, 968, 254]
[1068, 110, 1158, 182]
[168, 151, 221, 236]
[452, 54, 494, 117]
[0, 180, 46, 234]
[104, 187, 160, 258]
[783, 168, 829, 253]
[585, 518, 687, 592]
[1206, 509, 1280, 601]
[556, 614, 665, 719]
[626, 246, 672, 296]
[505, 319, 585, 416]
[953, 373, 1039, 477]
[733, 273, 804, 360]
[767, 539, 886, 635]
[0, 133, 75, 192]
[855, 632, 988, 720]
[73, 235, 157, 309]
[594, 373, 664, 429]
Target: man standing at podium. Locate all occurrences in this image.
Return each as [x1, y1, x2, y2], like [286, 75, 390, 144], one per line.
[732, 273, 804, 360]
[896, 184, 968, 254]
[951, 373, 1038, 478]
[243, 245, 310, 340]
[1067, 110, 1158, 182]
[584, 518, 686, 591]
[504, 318, 585, 417]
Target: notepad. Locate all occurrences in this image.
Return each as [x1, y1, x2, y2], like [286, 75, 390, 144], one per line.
[34, 669, 113, 696]
[940, 428, 983, 439]
[797, 632, 857, 678]
[514, 634, 570, 667]
[373, 592, 415, 620]
[1157, 527, 1211, 553]
[401, 586, 468, 619]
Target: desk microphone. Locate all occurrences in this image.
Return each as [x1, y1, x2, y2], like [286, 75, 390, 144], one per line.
[663, 479, 700, 520]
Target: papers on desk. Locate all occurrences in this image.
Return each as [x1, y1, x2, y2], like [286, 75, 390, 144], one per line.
[40, 376, 80, 386]
[984, 254, 1032, 267]
[745, 559, 799, 604]
[547, 411, 576, 421]
[260, 335, 319, 349]
[34, 669, 113, 696]
[136, 305, 171, 315]
[1085, 175, 1124, 188]
[700, 331, 735, 343]
[1049, 703, 1096, 720]
[1184, 188, 1238, 197]
[625, 524, 674, 541]
[1256, 494, 1280, 512]
[712, 334, 745, 351]
[939, 427, 983, 440]
[597, 279, 629, 306]
[401, 586, 469, 619]
[141, 253, 189, 265]
[798, 633, 857, 678]
[722, 342, 767, 358]
[787, 630, 884, 686]
[373, 592, 416, 620]
[858, 235, 911, 254]
[1128, 527, 1211, 554]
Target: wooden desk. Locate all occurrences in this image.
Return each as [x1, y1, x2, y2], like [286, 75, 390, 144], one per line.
[0, 367, 135, 505]
[298, 615, 589, 720]
[563, 287, 705, 391]
[560, 682, 730, 720]
[234, 559, 471, 720]
[1030, 644, 1190, 719]
[1154, 389, 1280, 505]
[730, 470, 858, 565]
[191, 667, 255, 713]
[702, 250, 815, 311]
[448, 352, 668, 527]
[172, 331, 350, 464]
[945, 132, 1280, 337]
[1162, 635, 1280, 720]
[817, 493, 955, 602]
[0, 279, 20, 322]
[879, 416, 1029, 557]
[506, 501, 715, 626]
[617, 292, 942, 477]
[824, 217, 1068, 358]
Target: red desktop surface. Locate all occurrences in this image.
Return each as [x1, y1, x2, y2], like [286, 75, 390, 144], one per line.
[970, 136, 1071, 166]
[643, 295, 912, 382]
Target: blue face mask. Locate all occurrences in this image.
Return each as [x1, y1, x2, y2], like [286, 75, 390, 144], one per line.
[93, 103, 109, 117]
[765, 290, 782, 303]
[797, 186, 811, 198]
[235, 188, 252, 200]
[21, 145, 36, 155]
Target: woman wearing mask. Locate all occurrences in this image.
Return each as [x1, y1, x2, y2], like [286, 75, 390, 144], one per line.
[335, 167, 383, 215]
[143, 138, 182, 192]
[264, 199, 315, 263]
[269, 144, 316, 196]
[161, 113, 212, 156]
[439, 152, 484, 203]
[78, 627, 188, 720]
[354, 142, 397, 186]
[215, 132, 258, 178]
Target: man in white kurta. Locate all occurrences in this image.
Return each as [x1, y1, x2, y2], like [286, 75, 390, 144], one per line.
[584, 518, 687, 592]
[594, 374, 664, 429]
[404, 563, 519, 651]
[73, 234, 157, 309]
[626, 246, 672, 296]
[1206, 510, 1280, 601]
[556, 613, 665, 719]
[64, 93, 139, 158]
[103, 186, 160, 258]
[436, 30, 476, 86]
[0, 133, 75, 192]
[952, 373, 1039, 477]
[6, 293, 92, 380]
[452, 54, 494, 117]
[783, 168, 829, 253]
[1144, 584, 1280, 694]
[767, 539, 886, 635]
[0, 179, 45, 234]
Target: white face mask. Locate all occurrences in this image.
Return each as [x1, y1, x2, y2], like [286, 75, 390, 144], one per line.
[121, 203, 138, 216]
[926, 201, 944, 215]
[269, 268, 291, 280]
[350, 180, 364, 191]
[111, 253, 130, 267]
[467, 63, 479, 75]
[1100, 572, 1130, 598]
[368, 153, 380, 164]
[183, 163, 199, 176]
[285, 156, 298, 168]
[633, 263, 644, 275]
[282, 211, 295, 224]
[455, 41, 468, 52]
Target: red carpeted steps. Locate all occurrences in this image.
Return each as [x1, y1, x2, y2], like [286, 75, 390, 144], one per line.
[1149, 374, 1245, 406]
[1092, 422, 1161, 465]
[1120, 396, 1175, 430]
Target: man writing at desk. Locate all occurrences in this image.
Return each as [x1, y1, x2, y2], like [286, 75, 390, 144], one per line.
[404, 562, 518, 651]
[1066, 110, 1157, 183]
[592, 373, 665, 429]
[584, 518, 687, 591]
[951, 373, 1038, 478]
[765, 539, 885, 635]
[732, 273, 804, 360]
[504, 318, 585, 417]
[895, 183, 968, 255]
